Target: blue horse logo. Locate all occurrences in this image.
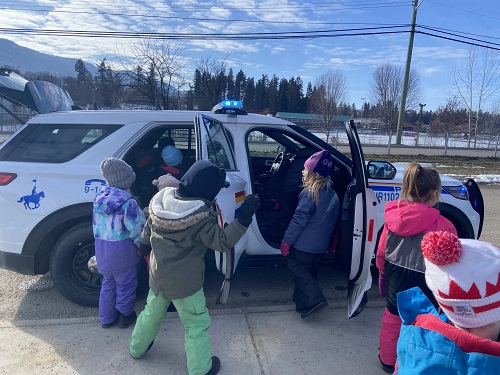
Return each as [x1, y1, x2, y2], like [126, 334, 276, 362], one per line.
[18, 182, 45, 210]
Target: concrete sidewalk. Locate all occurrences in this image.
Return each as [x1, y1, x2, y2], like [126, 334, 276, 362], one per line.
[0, 301, 388, 375]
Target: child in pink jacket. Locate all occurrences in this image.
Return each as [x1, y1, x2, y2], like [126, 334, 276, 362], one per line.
[375, 162, 457, 373]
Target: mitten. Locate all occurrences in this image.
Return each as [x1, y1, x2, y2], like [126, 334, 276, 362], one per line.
[236, 194, 261, 227]
[280, 240, 291, 257]
[152, 173, 179, 191]
[378, 272, 386, 298]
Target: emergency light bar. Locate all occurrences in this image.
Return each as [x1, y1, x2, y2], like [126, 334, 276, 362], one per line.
[212, 100, 247, 115]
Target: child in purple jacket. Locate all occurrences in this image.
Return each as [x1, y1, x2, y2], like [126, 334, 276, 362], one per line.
[280, 150, 340, 319]
[93, 157, 146, 328]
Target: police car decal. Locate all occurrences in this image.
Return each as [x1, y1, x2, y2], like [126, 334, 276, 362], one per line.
[370, 183, 402, 203]
[17, 178, 45, 210]
[84, 179, 106, 194]
[235, 190, 246, 204]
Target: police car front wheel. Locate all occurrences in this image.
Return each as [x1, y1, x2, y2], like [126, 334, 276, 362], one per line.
[49, 223, 102, 307]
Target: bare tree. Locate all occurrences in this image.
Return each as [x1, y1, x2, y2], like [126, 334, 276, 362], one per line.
[450, 47, 500, 146]
[369, 62, 422, 131]
[193, 56, 229, 110]
[119, 38, 187, 109]
[430, 97, 465, 132]
[309, 69, 349, 143]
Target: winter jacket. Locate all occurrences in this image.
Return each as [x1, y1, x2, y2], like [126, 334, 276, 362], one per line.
[92, 185, 146, 274]
[376, 200, 456, 314]
[139, 187, 248, 300]
[283, 184, 339, 254]
[395, 287, 500, 374]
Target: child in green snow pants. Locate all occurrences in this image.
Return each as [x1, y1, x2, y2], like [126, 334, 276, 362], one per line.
[129, 288, 212, 375]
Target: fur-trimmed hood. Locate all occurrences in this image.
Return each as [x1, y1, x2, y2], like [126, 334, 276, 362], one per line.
[149, 187, 213, 231]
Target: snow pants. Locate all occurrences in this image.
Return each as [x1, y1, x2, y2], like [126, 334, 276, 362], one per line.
[379, 307, 402, 366]
[99, 264, 138, 325]
[286, 247, 326, 311]
[129, 288, 213, 375]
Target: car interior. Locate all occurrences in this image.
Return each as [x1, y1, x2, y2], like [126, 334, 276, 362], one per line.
[124, 126, 197, 208]
[123, 125, 352, 255]
[245, 129, 351, 248]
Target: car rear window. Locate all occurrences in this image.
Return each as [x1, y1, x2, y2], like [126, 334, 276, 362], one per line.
[0, 123, 121, 163]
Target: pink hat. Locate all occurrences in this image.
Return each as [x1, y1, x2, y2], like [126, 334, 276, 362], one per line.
[303, 150, 333, 177]
[421, 231, 500, 328]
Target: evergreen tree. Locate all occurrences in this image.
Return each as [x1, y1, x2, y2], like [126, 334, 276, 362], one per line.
[244, 78, 256, 110]
[278, 78, 289, 111]
[75, 59, 90, 86]
[255, 74, 269, 112]
[287, 76, 304, 112]
[305, 82, 313, 113]
[226, 68, 236, 100]
[234, 69, 246, 101]
[268, 74, 279, 113]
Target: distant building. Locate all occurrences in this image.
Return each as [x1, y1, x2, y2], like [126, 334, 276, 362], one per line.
[275, 112, 351, 130]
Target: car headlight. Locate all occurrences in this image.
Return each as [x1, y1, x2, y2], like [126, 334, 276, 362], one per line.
[442, 185, 468, 200]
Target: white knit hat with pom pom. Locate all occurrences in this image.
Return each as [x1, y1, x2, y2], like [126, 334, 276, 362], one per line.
[421, 231, 500, 328]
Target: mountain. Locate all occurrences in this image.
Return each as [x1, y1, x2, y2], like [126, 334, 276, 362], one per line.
[0, 38, 96, 77]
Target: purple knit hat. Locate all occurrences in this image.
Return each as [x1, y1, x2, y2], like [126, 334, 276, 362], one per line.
[304, 150, 333, 177]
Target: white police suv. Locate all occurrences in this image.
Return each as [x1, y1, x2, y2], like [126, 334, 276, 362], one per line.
[0, 72, 484, 317]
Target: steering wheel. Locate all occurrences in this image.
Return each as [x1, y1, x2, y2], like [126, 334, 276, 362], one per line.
[270, 152, 284, 172]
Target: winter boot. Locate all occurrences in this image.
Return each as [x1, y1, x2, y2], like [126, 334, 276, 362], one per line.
[205, 356, 221, 375]
[119, 311, 137, 328]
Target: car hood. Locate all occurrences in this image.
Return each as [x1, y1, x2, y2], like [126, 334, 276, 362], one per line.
[0, 67, 74, 114]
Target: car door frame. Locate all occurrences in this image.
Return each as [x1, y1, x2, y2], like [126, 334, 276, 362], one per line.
[343, 119, 378, 318]
[195, 114, 249, 303]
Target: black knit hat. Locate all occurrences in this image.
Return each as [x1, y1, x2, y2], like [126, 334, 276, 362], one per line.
[178, 160, 230, 201]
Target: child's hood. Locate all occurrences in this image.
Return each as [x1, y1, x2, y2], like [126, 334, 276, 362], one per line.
[149, 187, 212, 232]
[384, 200, 441, 236]
[94, 185, 133, 215]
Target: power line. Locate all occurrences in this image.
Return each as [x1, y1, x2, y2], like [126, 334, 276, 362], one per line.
[0, 25, 410, 40]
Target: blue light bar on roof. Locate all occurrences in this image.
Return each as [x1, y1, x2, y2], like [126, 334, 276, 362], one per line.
[212, 100, 247, 114]
[216, 100, 243, 109]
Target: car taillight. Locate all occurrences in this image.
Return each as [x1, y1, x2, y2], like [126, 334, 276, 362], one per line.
[0, 173, 17, 186]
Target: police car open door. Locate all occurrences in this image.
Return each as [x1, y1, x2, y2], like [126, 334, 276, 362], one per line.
[343, 120, 378, 318]
[195, 114, 248, 303]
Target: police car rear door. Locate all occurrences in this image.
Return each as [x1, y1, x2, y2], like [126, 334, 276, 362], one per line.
[344, 119, 378, 318]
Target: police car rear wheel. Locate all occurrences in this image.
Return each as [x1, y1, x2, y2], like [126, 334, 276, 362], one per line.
[49, 223, 102, 307]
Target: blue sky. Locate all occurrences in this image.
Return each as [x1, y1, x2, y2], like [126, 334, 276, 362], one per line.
[1, 0, 500, 111]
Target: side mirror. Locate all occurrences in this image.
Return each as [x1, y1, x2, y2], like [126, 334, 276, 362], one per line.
[367, 161, 396, 180]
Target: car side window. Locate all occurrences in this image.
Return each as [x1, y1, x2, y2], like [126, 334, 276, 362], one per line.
[247, 131, 281, 157]
[2, 124, 121, 163]
[202, 117, 236, 170]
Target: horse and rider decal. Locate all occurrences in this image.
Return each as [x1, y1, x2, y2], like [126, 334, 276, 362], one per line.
[18, 178, 45, 210]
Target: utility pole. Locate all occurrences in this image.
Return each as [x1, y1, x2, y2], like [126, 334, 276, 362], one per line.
[395, 0, 424, 144]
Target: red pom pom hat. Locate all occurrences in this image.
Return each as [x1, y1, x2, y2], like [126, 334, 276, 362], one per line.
[421, 231, 500, 328]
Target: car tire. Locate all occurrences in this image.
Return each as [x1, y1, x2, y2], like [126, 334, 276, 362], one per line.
[49, 223, 102, 307]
